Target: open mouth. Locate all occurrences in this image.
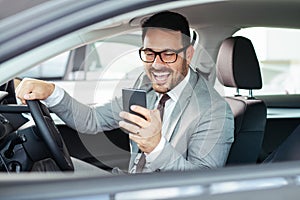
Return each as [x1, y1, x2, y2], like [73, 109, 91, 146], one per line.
[152, 71, 170, 85]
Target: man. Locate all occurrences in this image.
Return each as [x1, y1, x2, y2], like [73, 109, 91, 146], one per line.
[16, 11, 234, 173]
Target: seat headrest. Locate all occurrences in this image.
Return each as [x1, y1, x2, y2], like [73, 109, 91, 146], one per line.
[216, 36, 262, 89]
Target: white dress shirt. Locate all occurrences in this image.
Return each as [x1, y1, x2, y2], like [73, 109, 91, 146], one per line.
[145, 69, 190, 162]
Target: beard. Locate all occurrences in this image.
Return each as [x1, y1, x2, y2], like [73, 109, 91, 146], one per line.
[147, 60, 188, 94]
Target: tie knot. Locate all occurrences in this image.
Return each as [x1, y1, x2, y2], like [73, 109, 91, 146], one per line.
[158, 94, 170, 107]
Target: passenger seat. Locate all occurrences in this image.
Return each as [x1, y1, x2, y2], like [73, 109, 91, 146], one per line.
[216, 36, 267, 165]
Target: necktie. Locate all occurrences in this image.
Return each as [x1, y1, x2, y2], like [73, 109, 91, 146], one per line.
[157, 94, 171, 121]
[135, 94, 170, 173]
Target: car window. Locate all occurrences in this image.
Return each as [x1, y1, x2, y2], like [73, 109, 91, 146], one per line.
[84, 40, 142, 80]
[19, 51, 70, 80]
[18, 32, 143, 105]
[86, 39, 143, 105]
[231, 27, 300, 96]
[20, 33, 142, 82]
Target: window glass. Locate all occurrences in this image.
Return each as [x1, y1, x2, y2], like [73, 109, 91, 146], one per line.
[19, 52, 69, 79]
[90, 40, 143, 105]
[90, 41, 142, 80]
[232, 27, 300, 95]
[64, 34, 142, 81]
[17, 32, 143, 105]
[19, 32, 142, 82]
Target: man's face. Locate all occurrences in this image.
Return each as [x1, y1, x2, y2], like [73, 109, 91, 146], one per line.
[142, 28, 194, 93]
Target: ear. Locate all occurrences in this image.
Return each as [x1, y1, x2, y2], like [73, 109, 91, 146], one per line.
[186, 45, 194, 65]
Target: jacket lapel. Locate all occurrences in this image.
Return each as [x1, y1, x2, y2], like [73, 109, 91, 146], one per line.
[165, 69, 199, 141]
[130, 69, 199, 155]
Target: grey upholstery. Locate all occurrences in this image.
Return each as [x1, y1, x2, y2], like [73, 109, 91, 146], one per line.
[216, 36, 267, 165]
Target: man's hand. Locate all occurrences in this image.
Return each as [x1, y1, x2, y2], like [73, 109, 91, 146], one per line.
[119, 105, 162, 153]
[15, 78, 55, 104]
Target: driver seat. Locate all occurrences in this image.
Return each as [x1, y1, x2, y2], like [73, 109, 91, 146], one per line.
[216, 36, 267, 165]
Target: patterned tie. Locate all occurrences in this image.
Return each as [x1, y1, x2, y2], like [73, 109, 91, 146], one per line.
[135, 94, 170, 173]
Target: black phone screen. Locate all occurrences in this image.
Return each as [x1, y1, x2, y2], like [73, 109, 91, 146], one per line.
[122, 88, 147, 119]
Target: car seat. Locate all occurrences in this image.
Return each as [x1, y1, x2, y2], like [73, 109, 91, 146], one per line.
[216, 36, 267, 165]
[263, 123, 300, 163]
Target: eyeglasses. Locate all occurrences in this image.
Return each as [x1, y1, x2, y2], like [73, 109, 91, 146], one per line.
[139, 46, 188, 63]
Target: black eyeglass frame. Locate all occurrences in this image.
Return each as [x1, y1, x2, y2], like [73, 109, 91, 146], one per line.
[139, 45, 189, 63]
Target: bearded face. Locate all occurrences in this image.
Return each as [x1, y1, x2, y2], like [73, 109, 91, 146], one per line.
[142, 28, 193, 93]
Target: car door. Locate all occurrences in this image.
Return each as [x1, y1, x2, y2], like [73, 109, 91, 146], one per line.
[17, 32, 142, 170]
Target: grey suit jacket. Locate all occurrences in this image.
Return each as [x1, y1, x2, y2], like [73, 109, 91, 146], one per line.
[50, 68, 234, 172]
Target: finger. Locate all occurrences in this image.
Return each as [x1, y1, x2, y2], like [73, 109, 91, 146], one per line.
[131, 105, 151, 121]
[15, 81, 23, 96]
[16, 79, 35, 101]
[132, 107, 161, 124]
[23, 93, 39, 100]
[129, 134, 144, 148]
[21, 99, 27, 105]
[119, 121, 141, 135]
[18, 92, 34, 104]
[150, 109, 161, 121]
[17, 91, 32, 104]
[129, 135, 154, 153]
[15, 82, 26, 100]
[129, 133, 141, 141]
[119, 111, 149, 128]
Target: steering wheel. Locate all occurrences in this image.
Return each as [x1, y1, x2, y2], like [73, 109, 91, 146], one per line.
[26, 100, 74, 171]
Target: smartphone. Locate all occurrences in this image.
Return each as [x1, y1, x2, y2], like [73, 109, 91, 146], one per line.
[122, 88, 147, 119]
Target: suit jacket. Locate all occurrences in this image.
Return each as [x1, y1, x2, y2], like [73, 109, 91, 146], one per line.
[50, 68, 234, 172]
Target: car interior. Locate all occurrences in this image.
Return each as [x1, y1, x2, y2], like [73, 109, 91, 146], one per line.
[0, 0, 300, 174]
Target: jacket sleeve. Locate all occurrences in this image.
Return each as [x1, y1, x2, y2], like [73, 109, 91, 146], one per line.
[49, 91, 123, 134]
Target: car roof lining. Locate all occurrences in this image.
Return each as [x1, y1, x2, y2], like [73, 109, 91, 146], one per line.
[178, 1, 300, 29]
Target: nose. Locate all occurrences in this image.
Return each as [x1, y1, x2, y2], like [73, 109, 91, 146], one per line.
[152, 54, 164, 67]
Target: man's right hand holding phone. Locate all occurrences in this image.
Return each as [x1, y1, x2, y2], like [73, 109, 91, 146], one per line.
[119, 106, 162, 154]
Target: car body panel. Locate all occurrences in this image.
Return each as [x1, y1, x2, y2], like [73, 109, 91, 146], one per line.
[1, 0, 300, 199]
